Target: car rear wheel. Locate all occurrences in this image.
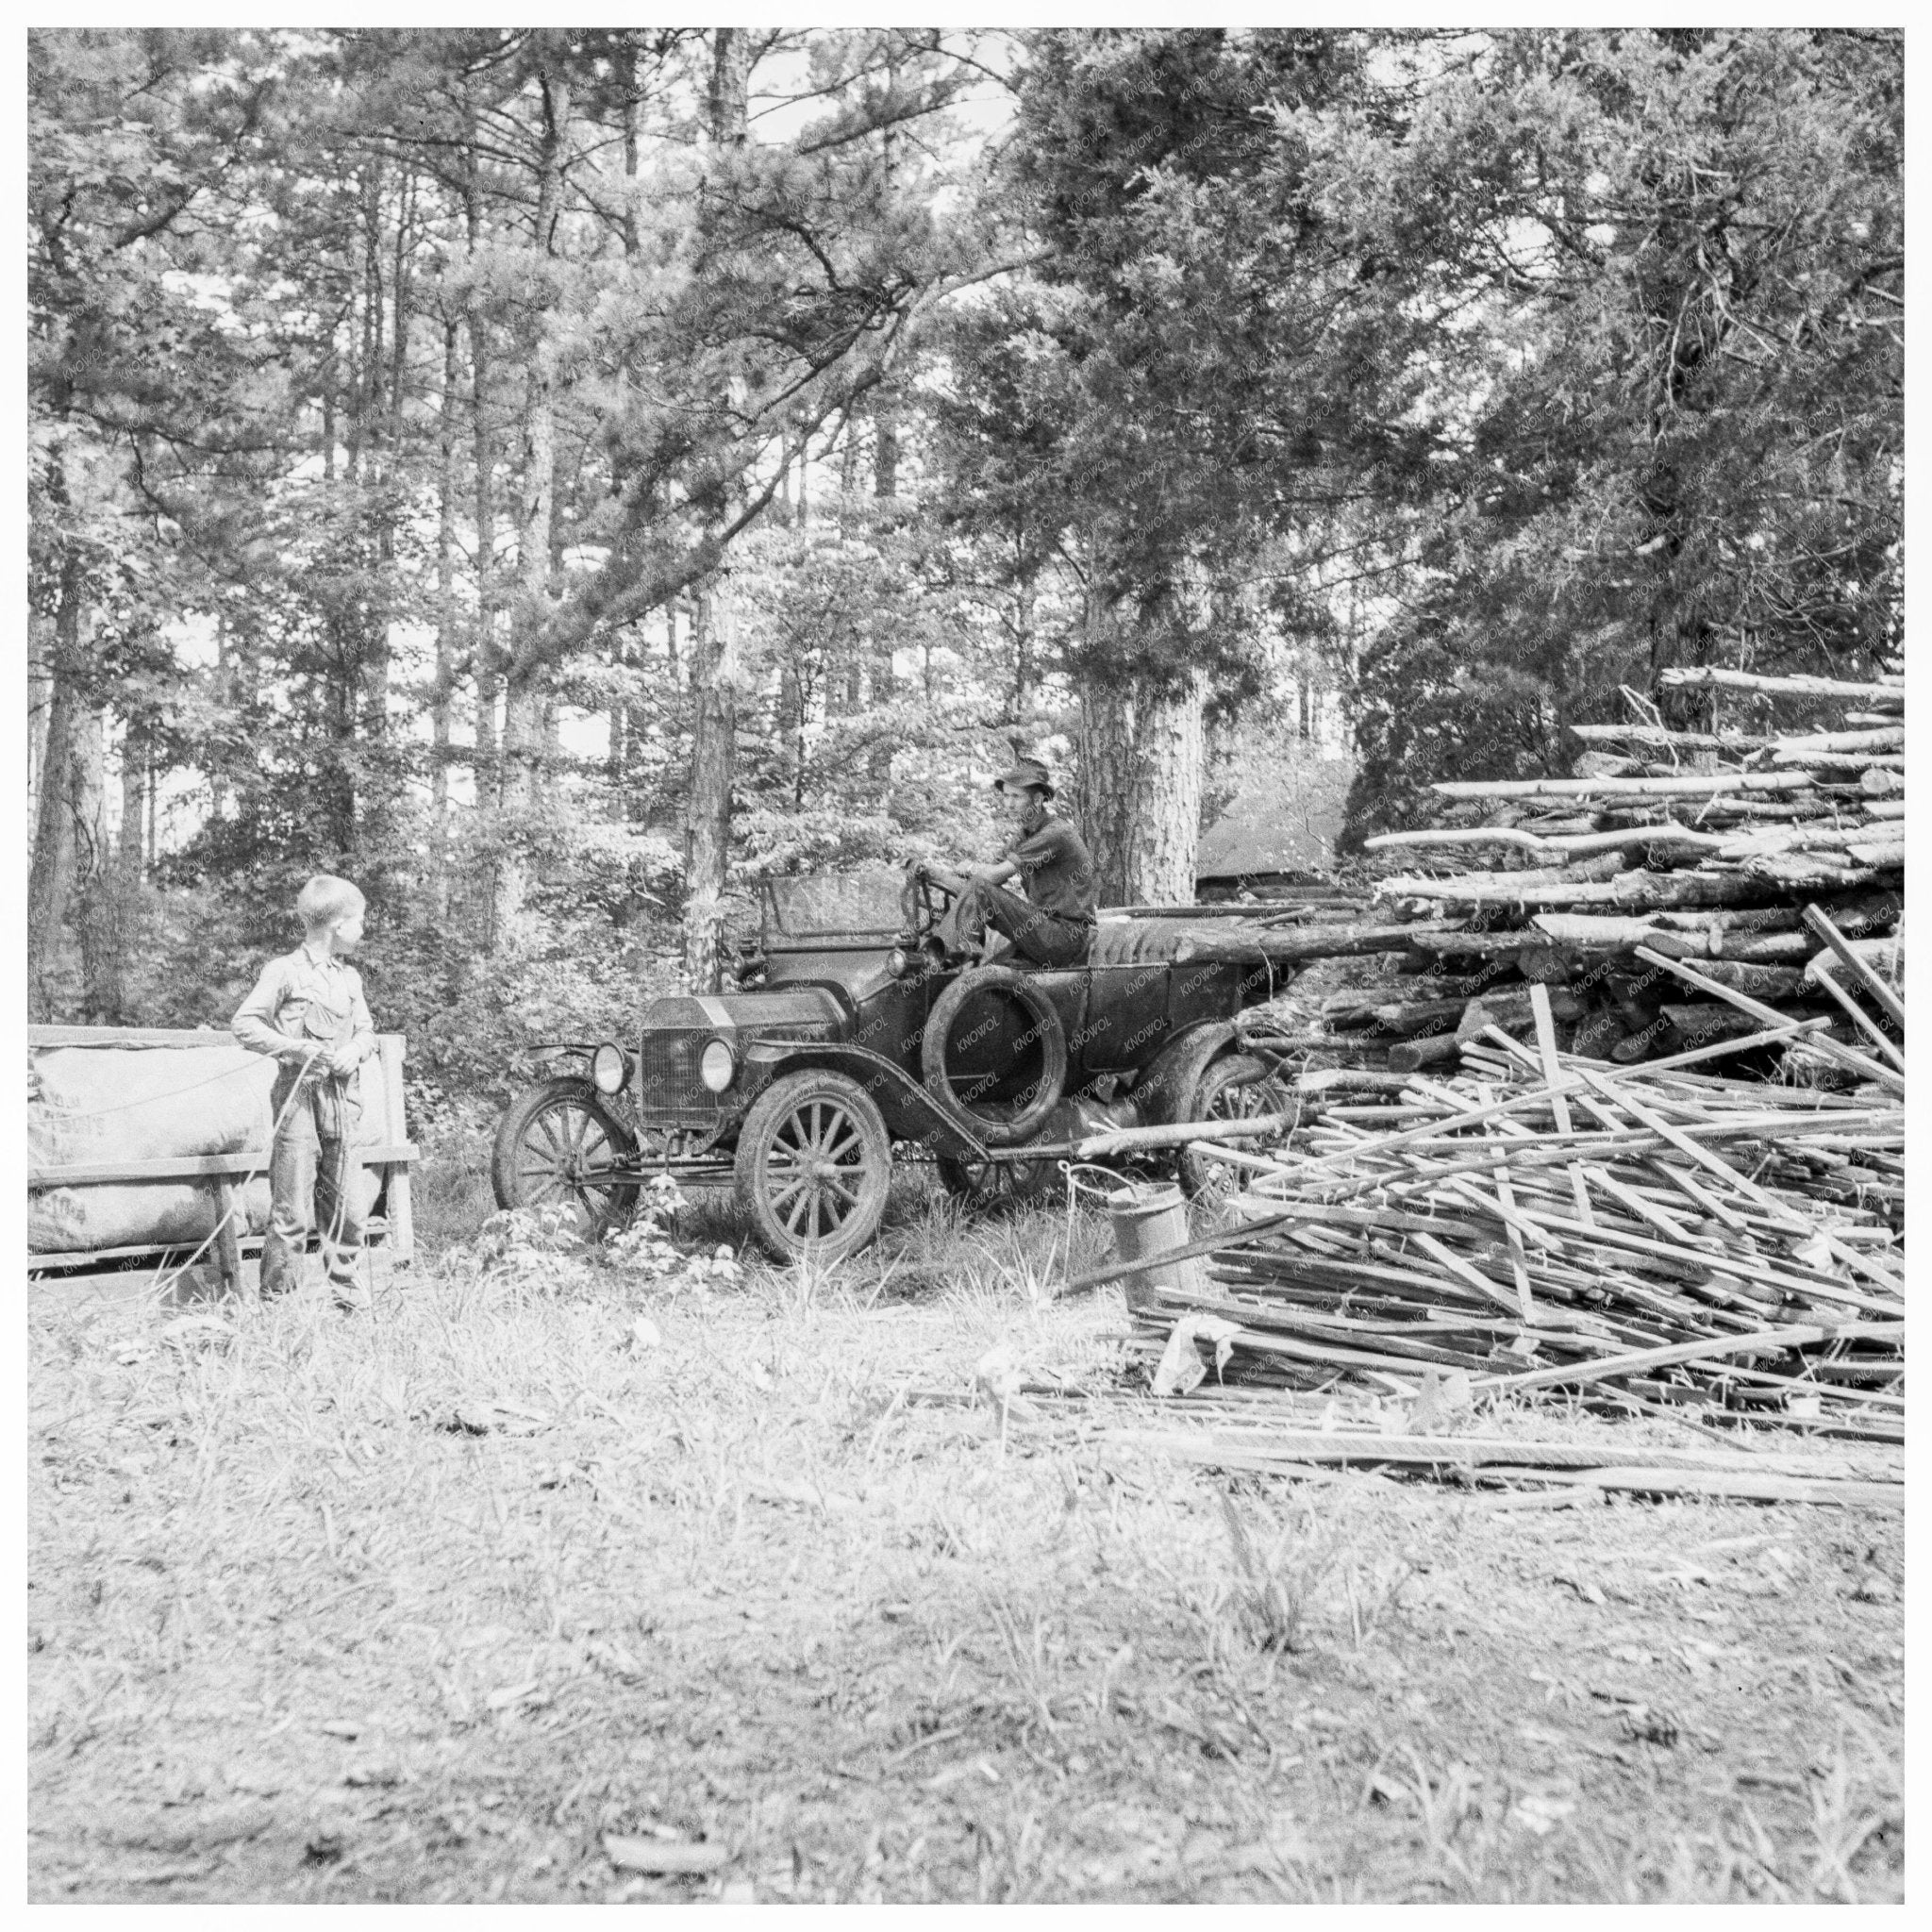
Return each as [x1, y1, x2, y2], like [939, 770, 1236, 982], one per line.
[491, 1076, 641, 1238]
[1177, 1053, 1289, 1207]
[734, 1070, 893, 1264]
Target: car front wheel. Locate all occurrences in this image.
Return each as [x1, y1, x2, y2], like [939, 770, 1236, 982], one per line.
[733, 1069, 893, 1264]
[491, 1076, 641, 1238]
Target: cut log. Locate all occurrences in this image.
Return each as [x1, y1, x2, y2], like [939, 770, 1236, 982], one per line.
[1768, 727, 1906, 760]
[1431, 772, 1816, 801]
[1402, 930, 1547, 958]
[1352, 996, 1473, 1040]
[1573, 752, 1646, 779]
[1729, 854, 1889, 892]
[1320, 973, 1504, 1023]
[1706, 933, 1817, 966]
[1657, 1003, 1782, 1045]
[1657, 666, 1902, 704]
[1568, 724, 1774, 753]
[1841, 838, 1906, 870]
[1860, 768, 1904, 797]
[1569, 1010, 1627, 1061]
[1238, 1032, 1396, 1061]
[1650, 892, 1895, 940]
[1531, 913, 1660, 951]
[1385, 1033, 1463, 1075]
[1523, 918, 1809, 965]
[1382, 869, 1783, 912]
[1455, 986, 1584, 1044]
[1683, 960, 1809, 999]
[1513, 945, 1576, 985]
[1716, 821, 1905, 861]
[1293, 1068, 1416, 1096]
[1173, 922, 1464, 967]
[1067, 1113, 1293, 1161]
[1803, 934, 1904, 991]
[1363, 823, 1724, 862]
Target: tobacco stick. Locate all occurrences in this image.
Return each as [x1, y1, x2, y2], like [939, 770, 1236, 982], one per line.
[1802, 901, 1907, 1031]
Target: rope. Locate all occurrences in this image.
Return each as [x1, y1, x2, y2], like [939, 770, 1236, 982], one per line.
[148, 1045, 344, 1303]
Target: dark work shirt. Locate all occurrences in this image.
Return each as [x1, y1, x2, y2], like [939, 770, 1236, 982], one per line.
[1004, 817, 1098, 923]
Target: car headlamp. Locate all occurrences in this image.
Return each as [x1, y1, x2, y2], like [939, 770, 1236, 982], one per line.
[591, 1041, 628, 1094]
[886, 946, 912, 978]
[699, 1038, 737, 1092]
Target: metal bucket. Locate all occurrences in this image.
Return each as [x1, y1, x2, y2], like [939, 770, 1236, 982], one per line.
[1107, 1180, 1206, 1311]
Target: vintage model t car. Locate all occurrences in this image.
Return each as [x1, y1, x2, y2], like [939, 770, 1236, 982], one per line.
[491, 867, 1285, 1262]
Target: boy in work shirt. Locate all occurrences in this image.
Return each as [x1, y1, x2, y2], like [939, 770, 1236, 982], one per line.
[232, 874, 377, 1308]
[941, 757, 1097, 968]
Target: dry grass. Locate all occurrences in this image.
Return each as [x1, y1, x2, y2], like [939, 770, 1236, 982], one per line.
[27, 1141, 1905, 1903]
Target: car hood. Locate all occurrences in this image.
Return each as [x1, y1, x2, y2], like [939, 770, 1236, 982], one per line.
[639, 989, 846, 1040]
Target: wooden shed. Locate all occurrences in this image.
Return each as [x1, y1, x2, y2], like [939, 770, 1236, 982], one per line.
[1195, 757, 1351, 900]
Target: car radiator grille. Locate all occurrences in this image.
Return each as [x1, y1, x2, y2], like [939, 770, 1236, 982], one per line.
[636, 1033, 716, 1120]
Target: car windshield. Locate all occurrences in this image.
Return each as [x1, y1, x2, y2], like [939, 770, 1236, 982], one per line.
[759, 868, 908, 940]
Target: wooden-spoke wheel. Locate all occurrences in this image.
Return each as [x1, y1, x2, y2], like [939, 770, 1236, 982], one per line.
[1177, 1053, 1288, 1208]
[734, 1070, 892, 1264]
[491, 1076, 641, 1238]
[936, 1151, 1060, 1214]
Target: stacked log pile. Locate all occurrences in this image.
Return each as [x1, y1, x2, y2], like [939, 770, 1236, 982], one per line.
[1110, 661, 1905, 1453]
[1124, 1011, 1903, 1441]
[1179, 664, 1903, 1088]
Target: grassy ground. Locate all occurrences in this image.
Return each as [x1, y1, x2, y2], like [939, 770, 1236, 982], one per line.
[27, 1144, 1905, 1904]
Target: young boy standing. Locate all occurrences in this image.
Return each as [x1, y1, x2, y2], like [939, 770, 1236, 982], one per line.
[232, 874, 377, 1308]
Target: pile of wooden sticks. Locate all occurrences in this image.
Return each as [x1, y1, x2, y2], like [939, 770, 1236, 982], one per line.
[1129, 1007, 1903, 1441]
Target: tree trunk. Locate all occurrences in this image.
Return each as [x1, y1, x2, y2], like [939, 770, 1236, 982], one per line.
[684, 578, 737, 992]
[1077, 655, 1206, 908]
[118, 724, 146, 885]
[492, 58, 569, 943]
[27, 610, 53, 855]
[464, 88, 501, 941]
[431, 316, 459, 922]
[683, 26, 751, 993]
[76, 712, 142, 1023]
[27, 556, 98, 1021]
[1010, 575, 1036, 720]
[867, 395, 897, 800]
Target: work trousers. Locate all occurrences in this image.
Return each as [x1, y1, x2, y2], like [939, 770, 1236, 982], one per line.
[260, 1071, 366, 1301]
[943, 879, 1093, 969]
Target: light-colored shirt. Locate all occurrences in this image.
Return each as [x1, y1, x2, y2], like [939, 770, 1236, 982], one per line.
[232, 945, 375, 1072]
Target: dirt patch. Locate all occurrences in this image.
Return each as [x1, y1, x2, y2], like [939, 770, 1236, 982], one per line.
[27, 1195, 1903, 1903]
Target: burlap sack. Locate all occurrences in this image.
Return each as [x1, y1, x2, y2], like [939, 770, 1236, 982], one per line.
[28, 1039, 381, 1254]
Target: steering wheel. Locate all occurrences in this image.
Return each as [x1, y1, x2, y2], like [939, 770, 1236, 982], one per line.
[902, 864, 966, 938]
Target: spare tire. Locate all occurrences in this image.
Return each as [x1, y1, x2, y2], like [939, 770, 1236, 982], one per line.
[921, 964, 1067, 1147]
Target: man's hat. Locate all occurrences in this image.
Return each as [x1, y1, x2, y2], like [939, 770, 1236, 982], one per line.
[994, 756, 1055, 799]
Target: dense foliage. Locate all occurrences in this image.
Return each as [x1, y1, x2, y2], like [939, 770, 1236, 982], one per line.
[1336, 29, 1904, 833]
[28, 28, 1901, 1098]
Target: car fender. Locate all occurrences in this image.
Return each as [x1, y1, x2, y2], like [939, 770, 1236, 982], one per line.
[1135, 1019, 1241, 1125]
[738, 1039, 989, 1162]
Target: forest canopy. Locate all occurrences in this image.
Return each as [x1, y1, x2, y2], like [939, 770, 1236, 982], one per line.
[27, 26, 1902, 1102]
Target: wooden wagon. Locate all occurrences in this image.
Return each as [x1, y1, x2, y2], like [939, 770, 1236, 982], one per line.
[27, 1024, 418, 1307]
